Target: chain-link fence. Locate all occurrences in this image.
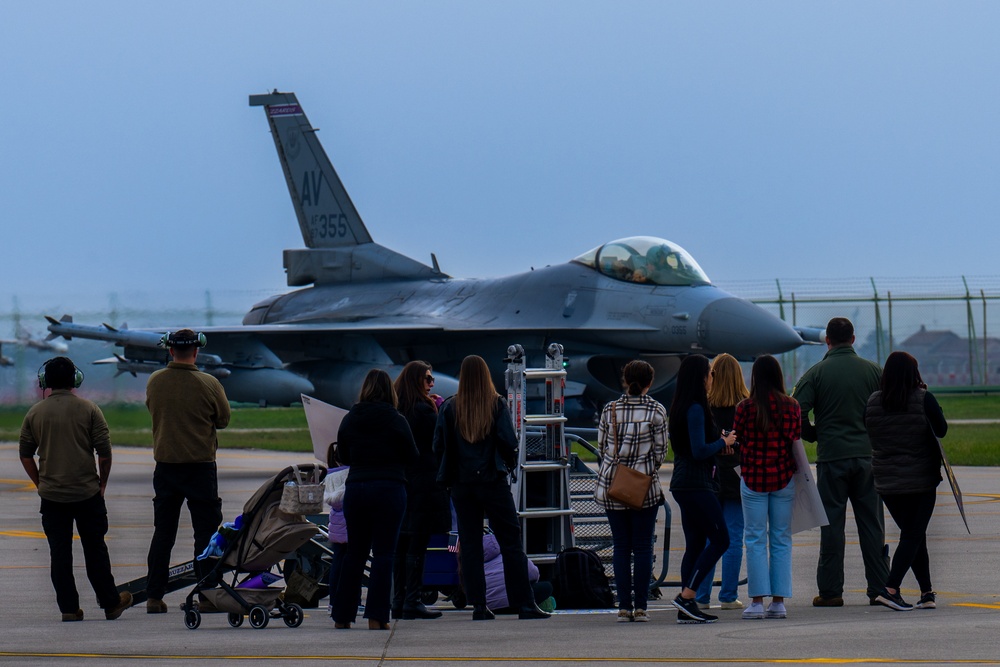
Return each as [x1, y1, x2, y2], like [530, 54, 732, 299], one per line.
[713, 275, 1000, 389]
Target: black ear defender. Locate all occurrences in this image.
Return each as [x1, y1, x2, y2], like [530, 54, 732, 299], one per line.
[158, 330, 208, 348]
[38, 357, 84, 390]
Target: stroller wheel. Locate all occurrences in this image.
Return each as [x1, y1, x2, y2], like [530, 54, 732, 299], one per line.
[283, 603, 304, 628]
[184, 608, 202, 630]
[421, 590, 439, 606]
[451, 589, 467, 610]
[227, 612, 244, 628]
[249, 605, 270, 629]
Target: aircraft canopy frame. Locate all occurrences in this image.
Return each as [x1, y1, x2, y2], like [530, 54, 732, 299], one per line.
[573, 236, 711, 286]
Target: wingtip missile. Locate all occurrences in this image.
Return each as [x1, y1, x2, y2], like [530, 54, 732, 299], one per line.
[45, 316, 164, 348]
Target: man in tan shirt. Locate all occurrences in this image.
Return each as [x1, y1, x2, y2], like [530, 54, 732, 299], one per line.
[19, 356, 132, 621]
[143, 329, 230, 613]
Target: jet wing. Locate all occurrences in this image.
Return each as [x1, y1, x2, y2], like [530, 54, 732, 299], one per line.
[45, 317, 444, 349]
[46, 315, 657, 351]
[45, 314, 659, 410]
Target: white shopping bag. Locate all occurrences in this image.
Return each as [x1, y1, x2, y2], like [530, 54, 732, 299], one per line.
[790, 439, 829, 534]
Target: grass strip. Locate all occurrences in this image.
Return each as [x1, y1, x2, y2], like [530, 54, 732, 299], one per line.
[2, 401, 998, 464]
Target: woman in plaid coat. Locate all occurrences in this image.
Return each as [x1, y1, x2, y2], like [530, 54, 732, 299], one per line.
[594, 360, 668, 623]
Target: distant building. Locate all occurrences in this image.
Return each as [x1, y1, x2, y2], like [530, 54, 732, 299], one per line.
[899, 325, 1000, 386]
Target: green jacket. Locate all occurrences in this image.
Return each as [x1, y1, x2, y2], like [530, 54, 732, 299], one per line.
[792, 345, 881, 462]
[19, 390, 112, 502]
[146, 361, 231, 464]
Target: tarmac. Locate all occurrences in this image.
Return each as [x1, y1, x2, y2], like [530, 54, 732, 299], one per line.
[1, 442, 998, 666]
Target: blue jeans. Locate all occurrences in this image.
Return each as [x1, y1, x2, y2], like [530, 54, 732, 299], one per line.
[741, 477, 795, 599]
[606, 505, 658, 611]
[695, 498, 744, 604]
[671, 489, 730, 592]
[327, 543, 347, 612]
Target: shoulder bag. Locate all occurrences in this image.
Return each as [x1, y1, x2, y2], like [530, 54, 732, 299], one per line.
[606, 402, 653, 510]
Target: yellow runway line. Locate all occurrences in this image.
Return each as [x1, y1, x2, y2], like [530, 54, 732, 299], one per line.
[0, 529, 48, 539]
[0, 477, 37, 491]
[953, 602, 1000, 610]
[3, 655, 1000, 664]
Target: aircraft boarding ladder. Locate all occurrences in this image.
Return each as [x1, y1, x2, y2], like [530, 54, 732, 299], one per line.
[504, 343, 574, 568]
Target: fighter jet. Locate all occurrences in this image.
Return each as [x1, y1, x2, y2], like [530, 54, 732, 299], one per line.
[3, 325, 70, 354]
[0, 325, 69, 368]
[45, 91, 811, 423]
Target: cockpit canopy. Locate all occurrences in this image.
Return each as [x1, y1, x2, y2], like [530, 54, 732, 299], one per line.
[572, 236, 711, 286]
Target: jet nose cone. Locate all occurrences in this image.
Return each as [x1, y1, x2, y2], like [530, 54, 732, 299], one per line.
[698, 298, 803, 356]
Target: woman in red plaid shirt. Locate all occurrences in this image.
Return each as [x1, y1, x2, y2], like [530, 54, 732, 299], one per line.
[733, 355, 800, 620]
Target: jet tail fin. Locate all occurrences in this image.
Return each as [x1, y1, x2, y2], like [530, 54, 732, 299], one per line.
[250, 91, 445, 286]
[249, 91, 372, 250]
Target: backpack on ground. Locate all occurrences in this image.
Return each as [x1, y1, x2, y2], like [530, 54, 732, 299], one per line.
[553, 547, 615, 609]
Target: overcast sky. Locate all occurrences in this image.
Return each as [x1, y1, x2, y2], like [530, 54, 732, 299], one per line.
[3, 1, 999, 310]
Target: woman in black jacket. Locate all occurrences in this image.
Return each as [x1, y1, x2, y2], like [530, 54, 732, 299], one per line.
[865, 351, 948, 612]
[668, 354, 737, 624]
[331, 369, 419, 630]
[391, 361, 451, 620]
[433, 355, 549, 621]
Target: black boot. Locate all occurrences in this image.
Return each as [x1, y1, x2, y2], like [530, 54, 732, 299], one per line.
[402, 602, 442, 620]
[472, 604, 495, 620]
[401, 554, 441, 619]
[518, 604, 551, 620]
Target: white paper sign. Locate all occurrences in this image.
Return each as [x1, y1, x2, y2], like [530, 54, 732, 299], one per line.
[301, 394, 349, 464]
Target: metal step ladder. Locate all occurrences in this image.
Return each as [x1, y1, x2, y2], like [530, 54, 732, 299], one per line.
[504, 343, 574, 567]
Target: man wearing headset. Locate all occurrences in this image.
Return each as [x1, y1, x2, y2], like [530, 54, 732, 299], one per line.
[19, 356, 133, 621]
[144, 329, 231, 613]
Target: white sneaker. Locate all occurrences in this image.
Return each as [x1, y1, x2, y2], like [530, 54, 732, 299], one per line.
[742, 601, 765, 620]
[720, 599, 744, 610]
[765, 601, 787, 619]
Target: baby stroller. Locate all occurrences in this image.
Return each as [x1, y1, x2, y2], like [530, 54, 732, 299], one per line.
[182, 463, 326, 630]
